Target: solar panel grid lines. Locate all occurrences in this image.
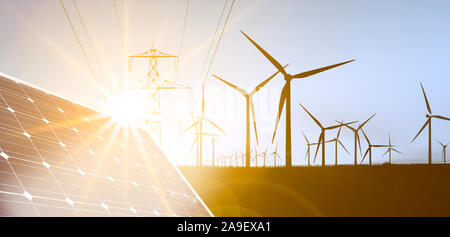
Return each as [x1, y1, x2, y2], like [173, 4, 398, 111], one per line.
[0, 73, 210, 217]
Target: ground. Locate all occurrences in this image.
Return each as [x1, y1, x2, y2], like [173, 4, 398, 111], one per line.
[180, 164, 450, 217]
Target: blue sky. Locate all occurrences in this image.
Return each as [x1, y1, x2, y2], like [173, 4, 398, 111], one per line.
[1, 0, 450, 165]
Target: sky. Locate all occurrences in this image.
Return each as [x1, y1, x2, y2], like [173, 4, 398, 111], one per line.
[0, 0, 450, 165]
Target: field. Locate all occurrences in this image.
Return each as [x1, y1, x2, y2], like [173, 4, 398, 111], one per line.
[180, 164, 450, 217]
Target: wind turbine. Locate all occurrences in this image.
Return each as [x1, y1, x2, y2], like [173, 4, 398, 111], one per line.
[241, 30, 354, 167]
[302, 131, 313, 167]
[436, 140, 448, 164]
[259, 147, 269, 167]
[185, 82, 227, 166]
[301, 131, 332, 166]
[382, 134, 402, 164]
[212, 68, 285, 167]
[331, 124, 350, 166]
[271, 142, 282, 167]
[299, 103, 356, 167]
[252, 147, 259, 166]
[337, 114, 376, 166]
[412, 82, 450, 164]
[360, 129, 389, 166]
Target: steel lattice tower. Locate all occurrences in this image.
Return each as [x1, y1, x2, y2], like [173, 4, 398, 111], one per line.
[128, 47, 190, 144]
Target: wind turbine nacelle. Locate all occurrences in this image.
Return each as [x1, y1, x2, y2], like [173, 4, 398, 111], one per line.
[426, 114, 431, 118]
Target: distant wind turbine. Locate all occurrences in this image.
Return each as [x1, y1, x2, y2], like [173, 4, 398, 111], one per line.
[331, 124, 350, 166]
[436, 140, 448, 164]
[302, 131, 333, 166]
[412, 82, 450, 164]
[212, 68, 285, 167]
[259, 147, 269, 167]
[302, 131, 313, 167]
[184, 88, 227, 166]
[299, 103, 356, 167]
[382, 134, 402, 164]
[241, 30, 354, 167]
[271, 142, 282, 167]
[251, 147, 258, 166]
[360, 129, 389, 166]
[338, 114, 376, 166]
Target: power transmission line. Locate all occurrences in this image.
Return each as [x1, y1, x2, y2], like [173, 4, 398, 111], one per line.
[72, 0, 108, 84]
[177, 0, 190, 58]
[112, 0, 124, 46]
[203, 0, 235, 84]
[175, 0, 190, 81]
[58, 0, 106, 99]
[198, 0, 228, 80]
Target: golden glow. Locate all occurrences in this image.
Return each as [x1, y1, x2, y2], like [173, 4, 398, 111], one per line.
[108, 89, 148, 126]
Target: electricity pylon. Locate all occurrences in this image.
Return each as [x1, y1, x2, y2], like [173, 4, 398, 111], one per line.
[128, 46, 190, 144]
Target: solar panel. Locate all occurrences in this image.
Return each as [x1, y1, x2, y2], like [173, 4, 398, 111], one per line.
[0, 73, 211, 217]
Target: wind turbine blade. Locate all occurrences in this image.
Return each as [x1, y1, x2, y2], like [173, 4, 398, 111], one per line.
[357, 133, 363, 155]
[436, 140, 444, 147]
[420, 82, 432, 114]
[250, 64, 288, 95]
[338, 140, 350, 155]
[302, 130, 310, 144]
[212, 74, 247, 96]
[240, 30, 287, 76]
[361, 148, 370, 163]
[202, 132, 219, 137]
[326, 121, 357, 130]
[392, 148, 403, 155]
[272, 85, 288, 143]
[358, 113, 376, 130]
[299, 103, 323, 128]
[291, 60, 355, 78]
[389, 134, 391, 147]
[335, 120, 357, 132]
[191, 113, 199, 132]
[372, 145, 390, 147]
[382, 149, 389, 157]
[183, 120, 200, 133]
[337, 124, 342, 139]
[250, 100, 259, 145]
[412, 119, 430, 142]
[433, 115, 450, 121]
[189, 135, 198, 152]
[304, 147, 309, 160]
[361, 129, 371, 145]
[204, 117, 227, 135]
[313, 133, 324, 163]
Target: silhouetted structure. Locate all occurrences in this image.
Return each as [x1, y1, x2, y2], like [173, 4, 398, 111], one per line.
[299, 103, 356, 166]
[259, 147, 269, 167]
[212, 69, 283, 167]
[338, 114, 375, 166]
[412, 82, 450, 164]
[436, 140, 448, 164]
[331, 124, 350, 166]
[184, 90, 226, 166]
[360, 129, 389, 166]
[241, 30, 354, 167]
[271, 142, 282, 166]
[382, 134, 402, 164]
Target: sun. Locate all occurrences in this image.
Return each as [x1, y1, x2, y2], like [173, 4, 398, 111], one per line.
[108, 89, 148, 126]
